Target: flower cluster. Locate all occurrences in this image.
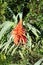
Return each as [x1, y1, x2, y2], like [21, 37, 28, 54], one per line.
[11, 19, 27, 45]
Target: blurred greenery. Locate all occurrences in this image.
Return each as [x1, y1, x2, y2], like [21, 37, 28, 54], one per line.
[0, 0, 43, 65]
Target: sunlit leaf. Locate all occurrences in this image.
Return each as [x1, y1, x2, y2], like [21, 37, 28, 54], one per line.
[0, 21, 14, 40]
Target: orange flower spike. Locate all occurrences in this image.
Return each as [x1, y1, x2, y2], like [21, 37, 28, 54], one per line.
[11, 19, 27, 45]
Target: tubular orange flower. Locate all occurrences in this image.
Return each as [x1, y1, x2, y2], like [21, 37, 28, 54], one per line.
[11, 19, 27, 45]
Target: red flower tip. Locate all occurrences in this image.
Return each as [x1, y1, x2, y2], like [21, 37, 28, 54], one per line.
[11, 19, 27, 45]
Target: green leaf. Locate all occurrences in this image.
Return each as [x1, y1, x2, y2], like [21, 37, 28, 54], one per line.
[0, 21, 14, 40]
[27, 23, 40, 37]
[34, 58, 43, 65]
[27, 33, 32, 50]
[19, 50, 24, 60]
[7, 44, 15, 54]
[1, 36, 12, 53]
[11, 45, 19, 56]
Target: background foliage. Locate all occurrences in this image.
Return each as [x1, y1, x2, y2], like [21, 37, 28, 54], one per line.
[0, 0, 43, 65]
